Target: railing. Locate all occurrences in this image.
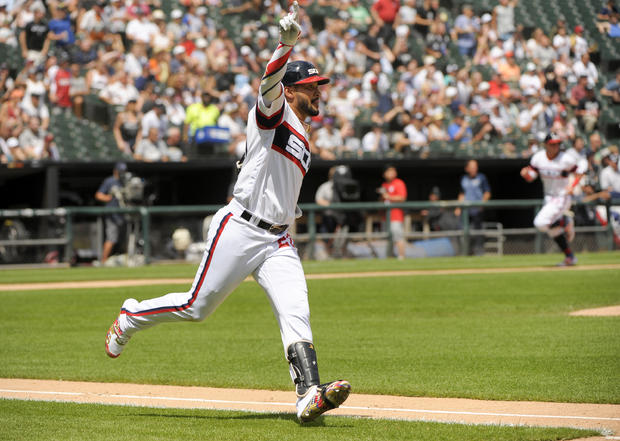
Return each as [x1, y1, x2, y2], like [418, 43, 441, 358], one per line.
[0, 200, 618, 264]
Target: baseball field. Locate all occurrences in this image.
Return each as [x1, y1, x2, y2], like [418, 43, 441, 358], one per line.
[1, 252, 619, 440]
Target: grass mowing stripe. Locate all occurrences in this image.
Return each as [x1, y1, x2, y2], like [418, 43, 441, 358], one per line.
[0, 269, 617, 403]
[0, 399, 599, 441]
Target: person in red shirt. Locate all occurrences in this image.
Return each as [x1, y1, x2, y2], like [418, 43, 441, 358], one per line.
[51, 55, 72, 109]
[371, 0, 400, 44]
[379, 165, 408, 259]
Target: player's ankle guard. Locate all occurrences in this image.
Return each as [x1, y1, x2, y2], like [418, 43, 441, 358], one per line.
[287, 340, 320, 397]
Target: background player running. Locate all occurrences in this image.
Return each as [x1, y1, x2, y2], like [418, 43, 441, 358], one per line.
[105, 2, 350, 423]
[520, 132, 587, 266]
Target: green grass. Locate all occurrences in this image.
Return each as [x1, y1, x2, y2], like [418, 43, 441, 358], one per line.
[0, 251, 618, 283]
[0, 399, 598, 441]
[0, 263, 618, 403]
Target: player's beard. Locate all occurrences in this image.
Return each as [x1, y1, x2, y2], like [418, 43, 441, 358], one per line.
[298, 94, 319, 117]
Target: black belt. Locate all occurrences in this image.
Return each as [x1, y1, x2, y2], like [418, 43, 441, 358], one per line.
[240, 210, 288, 235]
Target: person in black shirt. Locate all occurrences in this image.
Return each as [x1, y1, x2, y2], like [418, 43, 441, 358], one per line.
[576, 86, 600, 133]
[19, 4, 50, 64]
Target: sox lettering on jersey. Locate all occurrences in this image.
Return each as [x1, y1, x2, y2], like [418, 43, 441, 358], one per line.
[271, 121, 311, 176]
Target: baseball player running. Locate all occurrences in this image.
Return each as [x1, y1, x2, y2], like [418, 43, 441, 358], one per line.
[520, 133, 587, 266]
[105, 2, 350, 423]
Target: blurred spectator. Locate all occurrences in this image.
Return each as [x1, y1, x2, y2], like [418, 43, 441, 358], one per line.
[400, 112, 428, 155]
[576, 85, 600, 133]
[106, 0, 129, 39]
[113, 99, 141, 155]
[347, 0, 372, 33]
[489, 102, 514, 136]
[47, 3, 76, 54]
[0, 87, 25, 125]
[519, 62, 543, 97]
[78, 0, 106, 42]
[531, 35, 556, 69]
[38, 132, 60, 160]
[573, 52, 598, 88]
[497, 51, 520, 83]
[165, 126, 187, 162]
[488, 74, 511, 103]
[455, 159, 491, 255]
[151, 9, 174, 53]
[600, 148, 620, 194]
[141, 100, 168, 140]
[597, 0, 619, 21]
[589, 132, 604, 165]
[552, 22, 571, 58]
[357, 22, 389, 70]
[601, 70, 620, 103]
[425, 20, 450, 59]
[362, 124, 390, 155]
[448, 113, 473, 144]
[453, 4, 479, 57]
[312, 116, 341, 160]
[568, 136, 587, 160]
[20, 87, 49, 131]
[3, 135, 27, 162]
[69, 63, 87, 118]
[370, 0, 399, 44]
[99, 71, 139, 107]
[413, 0, 439, 38]
[126, 8, 157, 45]
[571, 25, 589, 60]
[19, 2, 49, 65]
[472, 112, 500, 143]
[315, 166, 343, 236]
[551, 109, 576, 141]
[494, 0, 517, 41]
[471, 81, 497, 115]
[427, 112, 449, 142]
[86, 60, 110, 95]
[95, 162, 128, 264]
[134, 126, 169, 162]
[49, 54, 72, 110]
[379, 165, 407, 260]
[598, 14, 620, 37]
[184, 91, 220, 140]
[517, 96, 545, 136]
[569, 74, 589, 107]
[19, 115, 44, 158]
[340, 122, 362, 156]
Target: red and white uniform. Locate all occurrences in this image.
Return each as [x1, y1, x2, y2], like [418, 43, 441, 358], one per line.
[528, 150, 586, 235]
[119, 41, 314, 355]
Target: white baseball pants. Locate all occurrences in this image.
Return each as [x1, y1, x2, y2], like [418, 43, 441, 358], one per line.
[533, 195, 571, 238]
[119, 198, 313, 352]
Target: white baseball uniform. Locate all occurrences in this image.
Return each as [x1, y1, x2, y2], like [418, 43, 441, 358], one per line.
[528, 149, 587, 236]
[118, 41, 314, 353]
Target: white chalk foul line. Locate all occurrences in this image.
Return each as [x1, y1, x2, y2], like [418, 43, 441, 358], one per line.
[1, 389, 619, 422]
[340, 405, 620, 422]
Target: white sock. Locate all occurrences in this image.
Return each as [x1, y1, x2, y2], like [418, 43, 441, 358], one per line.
[296, 385, 318, 417]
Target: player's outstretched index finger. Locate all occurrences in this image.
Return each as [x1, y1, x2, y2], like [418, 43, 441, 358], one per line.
[290, 1, 299, 20]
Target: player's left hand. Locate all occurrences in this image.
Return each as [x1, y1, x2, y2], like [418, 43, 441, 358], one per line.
[279, 1, 301, 46]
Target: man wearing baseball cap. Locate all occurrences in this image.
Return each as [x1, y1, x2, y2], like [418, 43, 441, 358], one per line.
[520, 133, 587, 266]
[104, 1, 350, 424]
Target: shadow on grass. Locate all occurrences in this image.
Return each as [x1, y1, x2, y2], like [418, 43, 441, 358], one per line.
[128, 411, 354, 428]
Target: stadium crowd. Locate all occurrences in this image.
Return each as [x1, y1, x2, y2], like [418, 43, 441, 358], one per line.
[0, 0, 618, 195]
